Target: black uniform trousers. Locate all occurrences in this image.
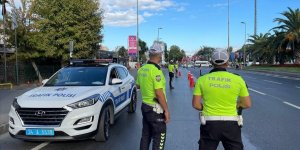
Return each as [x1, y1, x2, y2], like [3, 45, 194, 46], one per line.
[168, 72, 174, 88]
[140, 104, 167, 150]
[199, 121, 243, 150]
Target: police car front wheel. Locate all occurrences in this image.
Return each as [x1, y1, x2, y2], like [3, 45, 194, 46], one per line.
[95, 107, 110, 142]
[128, 89, 137, 113]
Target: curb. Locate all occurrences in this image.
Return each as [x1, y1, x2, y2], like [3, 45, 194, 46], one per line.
[0, 123, 8, 135]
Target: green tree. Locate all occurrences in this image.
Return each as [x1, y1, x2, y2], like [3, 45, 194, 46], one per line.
[169, 45, 185, 62]
[31, 0, 103, 62]
[227, 46, 233, 53]
[5, 0, 103, 82]
[273, 7, 300, 64]
[195, 46, 215, 61]
[248, 33, 272, 64]
[138, 39, 148, 63]
[5, 0, 45, 82]
[118, 46, 128, 58]
[163, 43, 168, 61]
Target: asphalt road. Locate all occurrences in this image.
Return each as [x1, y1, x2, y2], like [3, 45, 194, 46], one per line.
[188, 67, 300, 150]
[0, 67, 299, 150]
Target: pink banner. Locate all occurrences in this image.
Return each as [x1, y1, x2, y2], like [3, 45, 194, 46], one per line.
[128, 35, 137, 56]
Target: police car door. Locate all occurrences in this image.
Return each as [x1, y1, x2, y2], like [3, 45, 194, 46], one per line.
[109, 68, 122, 112]
[115, 67, 131, 111]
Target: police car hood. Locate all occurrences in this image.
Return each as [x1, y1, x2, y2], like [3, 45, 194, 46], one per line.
[17, 86, 106, 108]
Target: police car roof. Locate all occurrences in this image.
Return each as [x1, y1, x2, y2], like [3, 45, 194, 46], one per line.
[68, 59, 115, 67]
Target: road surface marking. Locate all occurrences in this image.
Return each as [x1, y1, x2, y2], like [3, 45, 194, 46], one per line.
[296, 86, 300, 89]
[263, 80, 282, 84]
[245, 76, 257, 79]
[249, 88, 266, 95]
[246, 71, 300, 81]
[31, 142, 50, 150]
[283, 101, 300, 110]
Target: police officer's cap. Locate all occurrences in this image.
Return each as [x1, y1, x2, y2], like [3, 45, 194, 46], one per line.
[149, 43, 163, 54]
[211, 49, 229, 65]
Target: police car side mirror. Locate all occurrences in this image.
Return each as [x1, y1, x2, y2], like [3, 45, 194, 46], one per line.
[42, 79, 49, 85]
[111, 78, 122, 85]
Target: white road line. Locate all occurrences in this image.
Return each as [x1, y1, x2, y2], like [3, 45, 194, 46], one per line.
[283, 101, 300, 110]
[263, 80, 282, 85]
[31, 142, 50, 150]
[296, 86, 300, 89]
[248, 88, 266, 95]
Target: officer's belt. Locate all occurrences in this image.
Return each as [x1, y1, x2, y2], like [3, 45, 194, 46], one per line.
[142, 102, 156, 107]
[204, 116, 238, 121]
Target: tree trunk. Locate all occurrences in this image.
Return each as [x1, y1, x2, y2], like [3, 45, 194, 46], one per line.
[31, 61, 43, 83]
[295, 50, 300, 64]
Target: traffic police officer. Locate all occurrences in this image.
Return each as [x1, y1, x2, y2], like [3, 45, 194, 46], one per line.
[192, 49, 252, 150]
[168, 60, 175, 89]
[137, 43, 170, 150]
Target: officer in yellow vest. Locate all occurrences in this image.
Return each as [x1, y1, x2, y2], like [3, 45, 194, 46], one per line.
[168, 60, 175, 89]
[192, 49, 252, 150]
[137, 43, 170, 150]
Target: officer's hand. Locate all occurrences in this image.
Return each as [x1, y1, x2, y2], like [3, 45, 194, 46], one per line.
[164, 111, 170, 123]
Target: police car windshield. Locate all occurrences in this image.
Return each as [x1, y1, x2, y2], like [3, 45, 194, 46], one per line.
[44, 67, 108, 86]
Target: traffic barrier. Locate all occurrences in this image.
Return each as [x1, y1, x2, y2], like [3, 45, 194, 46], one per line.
[0, 83, 13, 89]
[188, 72, 191, 80]
[190, 74, 195, 88]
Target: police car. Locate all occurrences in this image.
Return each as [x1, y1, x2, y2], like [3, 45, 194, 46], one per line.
[8, 59, 137, 142]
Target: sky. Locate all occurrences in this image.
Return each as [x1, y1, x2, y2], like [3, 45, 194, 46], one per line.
[5, 0, 300, 55]
[100, 0, 299, 55]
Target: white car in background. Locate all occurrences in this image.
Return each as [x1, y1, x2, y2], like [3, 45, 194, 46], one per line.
[8, 59, 137, 142]
[194, 61, 212, 67]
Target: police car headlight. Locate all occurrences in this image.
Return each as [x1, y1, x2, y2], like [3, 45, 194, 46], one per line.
[68, 94, 100, 109]
[12, 98, 20, 109]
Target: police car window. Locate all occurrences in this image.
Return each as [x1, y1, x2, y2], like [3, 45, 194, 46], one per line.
[44, 67, 107, 86]
[116, 67, 127, 79]
[110, 68, 119, 79]
[122, 68, 128, 77]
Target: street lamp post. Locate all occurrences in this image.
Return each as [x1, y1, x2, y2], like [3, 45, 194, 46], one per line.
[136, 0, 139, 63]
[241, 22, 247, 68]
[254, 0, 257, 36]
[157, 27, 162, 42]
[227, 0, 230, 52]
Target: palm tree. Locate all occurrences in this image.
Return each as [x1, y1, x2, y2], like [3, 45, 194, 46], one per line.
[248, 33, 274, 64]
[273, 7, 300, 64]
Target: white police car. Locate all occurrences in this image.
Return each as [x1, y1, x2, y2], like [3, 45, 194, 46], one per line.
[8, 60, 137, 142]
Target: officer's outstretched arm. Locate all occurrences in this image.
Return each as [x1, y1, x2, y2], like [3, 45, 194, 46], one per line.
[192, 95, 203, 111]
[237, 96, 252, 109]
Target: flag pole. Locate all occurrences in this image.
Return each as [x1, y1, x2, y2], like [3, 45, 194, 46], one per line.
[2, 1, 7, 82]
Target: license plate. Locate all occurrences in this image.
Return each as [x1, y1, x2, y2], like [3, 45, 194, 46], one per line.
[26, 128, 55, 136]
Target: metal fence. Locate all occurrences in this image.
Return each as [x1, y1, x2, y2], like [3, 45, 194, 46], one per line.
[0, 61, 61, 84]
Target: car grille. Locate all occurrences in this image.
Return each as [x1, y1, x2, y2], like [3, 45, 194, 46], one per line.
[16, 108, 69, 126]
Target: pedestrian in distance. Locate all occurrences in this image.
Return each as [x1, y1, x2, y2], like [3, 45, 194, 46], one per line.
[136, 42, 170, 150]
[168, 60, 175, 89]
[175, 62, 179, 78]
[192, 49, 252, 150]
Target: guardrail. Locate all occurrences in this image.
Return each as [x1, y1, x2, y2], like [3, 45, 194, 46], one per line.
[0, 83, 13, 89]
